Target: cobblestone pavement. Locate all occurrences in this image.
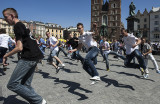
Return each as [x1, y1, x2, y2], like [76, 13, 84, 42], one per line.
[0, 50, 160, 104]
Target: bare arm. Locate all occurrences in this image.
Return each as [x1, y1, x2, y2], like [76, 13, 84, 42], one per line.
[132, 38, 141, 48]
[51, 40, 59, 48]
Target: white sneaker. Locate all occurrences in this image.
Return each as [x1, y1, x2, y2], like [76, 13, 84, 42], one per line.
[90, 76, 101, 81]
[42, 99, 47, 104]
[156, 70, 160, 74]
[62, 64, 65, 67]
[143, 73, 149, 79]
[143, 69, 149, 79]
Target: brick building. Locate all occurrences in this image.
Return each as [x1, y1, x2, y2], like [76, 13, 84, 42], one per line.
[91, 0, 121, 40]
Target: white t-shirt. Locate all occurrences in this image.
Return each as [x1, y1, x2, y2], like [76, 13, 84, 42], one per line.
[123, 33, 139, 55]
[49, 36, 59, 51]
[0, 34, 15, 49]
[78, 32, 97, 51]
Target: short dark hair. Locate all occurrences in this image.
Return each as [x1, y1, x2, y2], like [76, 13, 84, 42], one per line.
[0, 28, 6, 34]
[121, 28, 127, 32]
[3, 8, 18, 18]
[77, 23, 84, 28]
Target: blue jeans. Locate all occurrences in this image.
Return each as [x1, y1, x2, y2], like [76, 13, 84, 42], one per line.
[83, 47, 99, 77]
[7, 59, 42, 104]
[104, 50, 126, 69]
[125, 49, 146, 69]
[39, 46, 45, 56]
[99, 46, 104, 59]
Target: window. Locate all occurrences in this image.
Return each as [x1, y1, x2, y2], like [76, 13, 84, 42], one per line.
[154, 27, 159, 31]
[144, 24, 147, 28]
[155, 15, 159, 18]
[94, 0, 98, 4]
[143, 31, 148, 37]
[94, 17, 99, 22]
[94, 11, 99, 16]
[113, 22, 115, 26]
[115, 16, 117, 20]
[144, 18, 147, 22]
[155, 21, 159, 25]
[102, 15, 107, 25]
[154, 34, 160, 39]
[138, 25, 140, 29]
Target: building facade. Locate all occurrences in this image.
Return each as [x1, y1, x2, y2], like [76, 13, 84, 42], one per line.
[91, 0, 121, 40]
[150, 7, 160, 42]
[135, 9, 150, 39]
[0, 18, 14, 36]
[0, 18, 64, 39]
[45, 23, 64, 39]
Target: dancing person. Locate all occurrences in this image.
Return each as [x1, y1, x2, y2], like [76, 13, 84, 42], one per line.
[121, 28, 149, 78]
[2, 8, 47, 104]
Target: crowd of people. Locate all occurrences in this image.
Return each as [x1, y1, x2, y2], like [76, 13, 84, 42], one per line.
[0, 8, 160, 104]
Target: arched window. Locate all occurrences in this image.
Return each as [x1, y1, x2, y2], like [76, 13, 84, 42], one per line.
[102, 15, 108, 25]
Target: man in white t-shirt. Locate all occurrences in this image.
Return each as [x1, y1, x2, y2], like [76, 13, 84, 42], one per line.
[121, 28, 149, 78]
[0, 28, 15, 66]
[69, 23, 100, 82]
[46, 32, 65, 73]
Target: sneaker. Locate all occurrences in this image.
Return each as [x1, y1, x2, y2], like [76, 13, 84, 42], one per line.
[56, 67, 60, 74]
[62, 64, 65, 67]
[143, 73, 149, 79]
[90, 76, 101, 81]
[156, 70, 160, 74]
[139, 67, 144, 75]
[143, 69, 149, 79]
[42, 99, 47, 104]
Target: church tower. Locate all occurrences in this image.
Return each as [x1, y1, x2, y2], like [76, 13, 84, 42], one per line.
[91, 0, 121, 40]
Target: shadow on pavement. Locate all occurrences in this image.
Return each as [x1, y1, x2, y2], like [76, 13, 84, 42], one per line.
[0, 68, 6, 76]
[61, 68, 81, 73]
[0, 95, 28, 104]
[37, 70, 92, 100]
[63, 61, 78, 66]
[101, 75, 135, 91]
[111, 71, 155, 82]
[54, 78, 92, 100]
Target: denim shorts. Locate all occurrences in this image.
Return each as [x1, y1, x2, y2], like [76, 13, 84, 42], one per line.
[51, 50, 58, 57]
[47, 50, 58, 62]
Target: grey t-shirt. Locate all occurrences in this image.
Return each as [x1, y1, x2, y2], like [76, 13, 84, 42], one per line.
[141, 43, 152, 58]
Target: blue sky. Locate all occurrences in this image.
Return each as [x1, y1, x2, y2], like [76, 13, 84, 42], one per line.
[0, 0, 159, 30]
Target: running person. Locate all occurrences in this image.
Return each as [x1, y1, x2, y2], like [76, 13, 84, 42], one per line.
[69, 23, 100, 82]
